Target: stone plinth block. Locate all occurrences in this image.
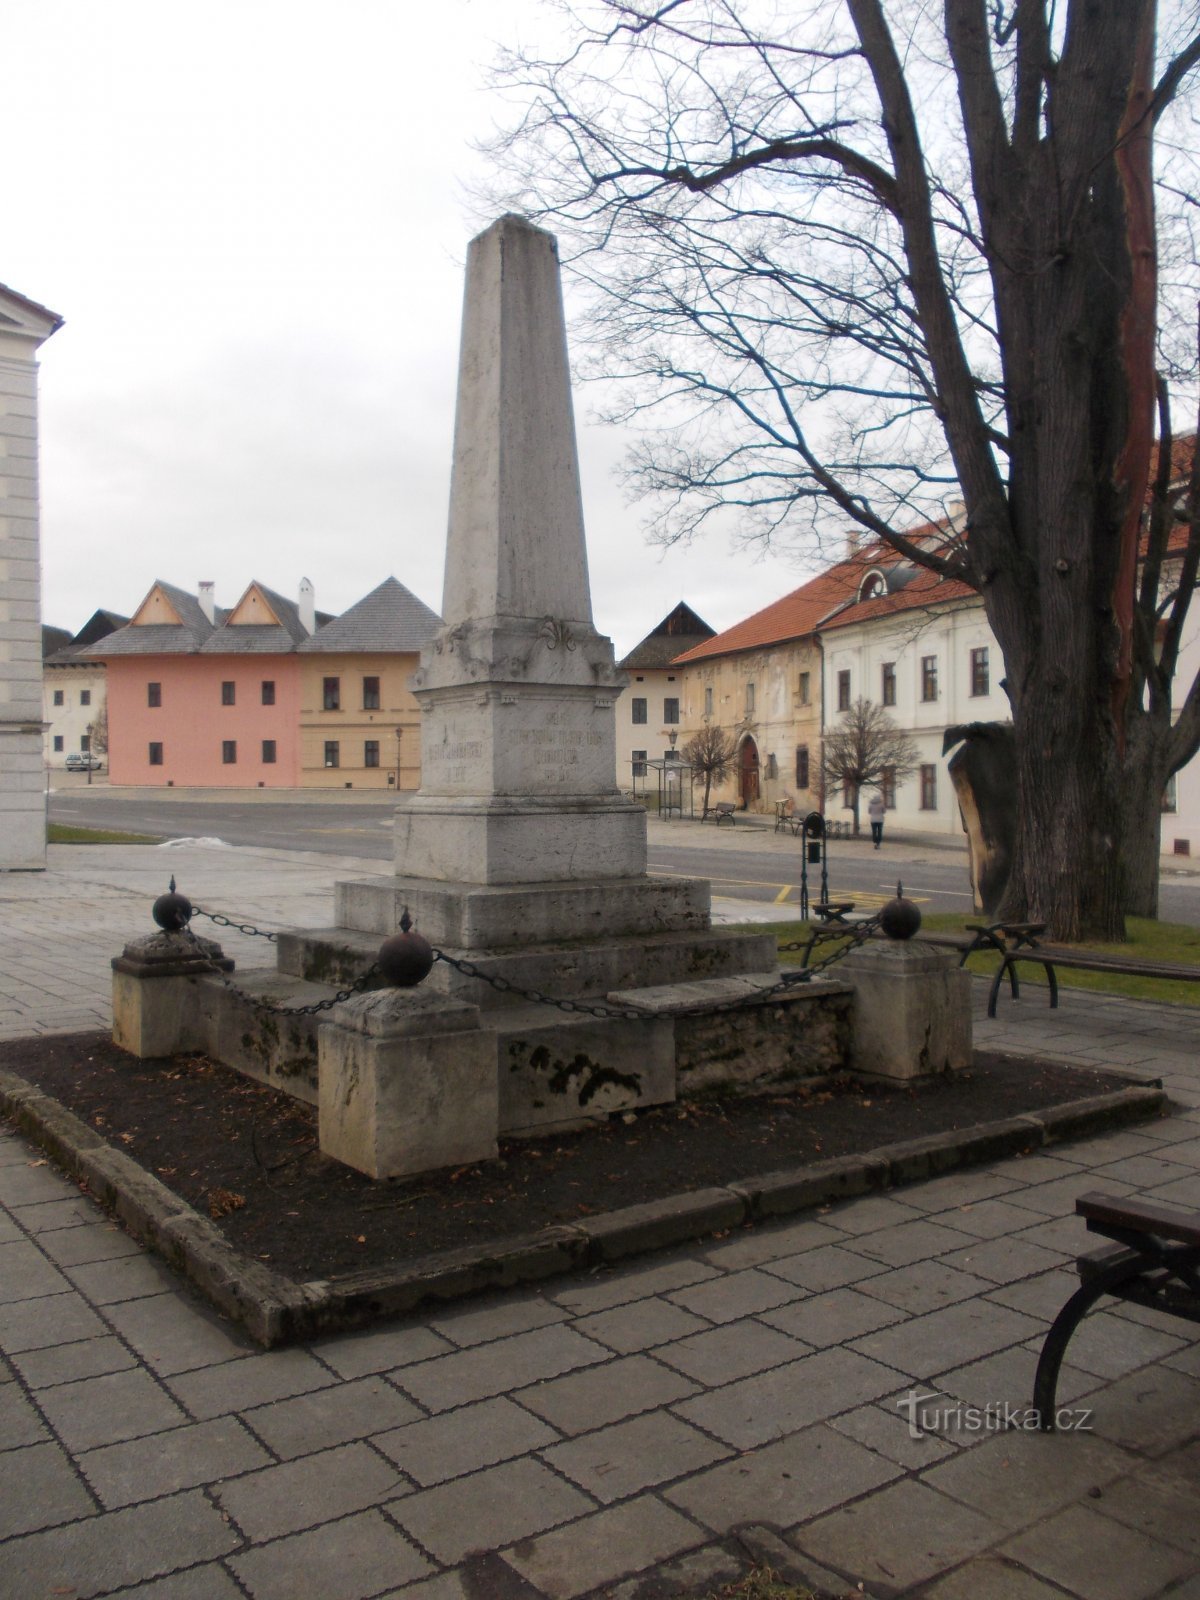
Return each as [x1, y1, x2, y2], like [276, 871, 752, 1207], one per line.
[318, 989, 497, 1180]
[333, 874, 710, 947]
[394, 795, 647, 885]
[610, 977, 856, 1096]
[412, 670, 624, 801]
[839, 941, 972, 1082]
[492, 1007, 676, 1136]
[111, 932, 232, 1058]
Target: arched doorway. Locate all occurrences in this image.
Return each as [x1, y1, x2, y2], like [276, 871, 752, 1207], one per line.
[739, 736, 760, 808]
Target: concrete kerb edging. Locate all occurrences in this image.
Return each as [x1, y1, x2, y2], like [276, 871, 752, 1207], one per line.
[0, 1068, 1167, 1348]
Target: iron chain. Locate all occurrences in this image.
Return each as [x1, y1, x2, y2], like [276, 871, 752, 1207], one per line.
[432, 913, 882, 1021]
[173, 897, 884, 1023]
[179, 925, 381, 1016]
[190, 906, 279, 942]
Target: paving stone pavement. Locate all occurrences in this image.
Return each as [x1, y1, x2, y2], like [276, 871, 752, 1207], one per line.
[0, 845, 1198, 1597]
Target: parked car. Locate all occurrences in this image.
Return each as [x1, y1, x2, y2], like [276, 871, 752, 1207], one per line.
[65, 753, 105, 771]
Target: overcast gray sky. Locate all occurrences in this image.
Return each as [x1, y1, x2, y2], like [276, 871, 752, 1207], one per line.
[6, 0, 809, 656]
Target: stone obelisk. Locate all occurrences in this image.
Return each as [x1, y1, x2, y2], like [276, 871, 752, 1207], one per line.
[335, 214, 773, 996]
[395, 216, 646, 893]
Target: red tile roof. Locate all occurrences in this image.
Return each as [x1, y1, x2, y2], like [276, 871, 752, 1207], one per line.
[672, 543, 901, 663]
[820, 564, 977, 632]
[676, 434, 1196, 664]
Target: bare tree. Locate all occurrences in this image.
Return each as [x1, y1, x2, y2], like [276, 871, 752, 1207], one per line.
[488, 0, 1200, 939]
[823, 699, 919, 836]
[87, 702, 108, 758]
[681, 721, 737, 817]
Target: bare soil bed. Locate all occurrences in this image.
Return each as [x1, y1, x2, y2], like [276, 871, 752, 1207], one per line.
[0, 1032, 1139, 1280]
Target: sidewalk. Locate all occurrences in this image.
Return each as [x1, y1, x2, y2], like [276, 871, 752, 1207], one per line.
[1, 846, 1198, 1598]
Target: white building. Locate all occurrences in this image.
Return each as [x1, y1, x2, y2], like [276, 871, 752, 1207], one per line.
[821, 548, 1200, 857]
[615, 602, 714, 791]
[43, 610, 127, 769]
[820, 563, 997, 834]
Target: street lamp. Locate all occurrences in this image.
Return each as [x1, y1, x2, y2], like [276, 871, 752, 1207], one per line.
[394, 725, 404, 791]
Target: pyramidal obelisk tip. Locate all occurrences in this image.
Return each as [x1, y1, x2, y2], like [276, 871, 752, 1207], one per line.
[441, 216, 591, 628]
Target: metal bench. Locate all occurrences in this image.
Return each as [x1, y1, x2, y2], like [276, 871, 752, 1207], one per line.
[710, 801, 737, 824]
[985, 930, 1200, 1017]
[1034, 1192, 1200, 1430]
[774, 802, 803, 836]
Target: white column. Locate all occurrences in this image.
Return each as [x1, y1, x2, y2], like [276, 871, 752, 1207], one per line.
[0, 286, 62, 870]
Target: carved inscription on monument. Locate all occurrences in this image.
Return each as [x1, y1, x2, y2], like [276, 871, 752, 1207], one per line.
[427, 738, 483, 786]
[516, 710, 603, 776]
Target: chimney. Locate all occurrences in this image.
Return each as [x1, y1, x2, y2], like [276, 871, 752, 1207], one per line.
[198, 581, 215, 623]
[845, 528, 862, 561]
[298, 576, 315, 636]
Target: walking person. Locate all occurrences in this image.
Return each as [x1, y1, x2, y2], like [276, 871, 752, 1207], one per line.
[868, 791, 886, 849]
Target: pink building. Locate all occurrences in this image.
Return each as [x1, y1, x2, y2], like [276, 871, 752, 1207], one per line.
[97, 580, 312, 787]
[94, 576, 442, 789]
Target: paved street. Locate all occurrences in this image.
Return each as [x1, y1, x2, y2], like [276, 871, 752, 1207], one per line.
[41, 783, 1200, 926]
[1, 844, 1198, 1598]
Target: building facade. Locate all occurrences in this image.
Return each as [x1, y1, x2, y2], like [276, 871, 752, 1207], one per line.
[296, 579, 441, 790]
[0, 282, 61, 868]
[43, 610, 128, 769]
[93, 576, 440, 789]
[819, 568, 993, 834]
[671, 552, 886, 815]
[615, 602, 714, 792]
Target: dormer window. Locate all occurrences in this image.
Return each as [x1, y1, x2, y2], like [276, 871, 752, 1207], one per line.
[858, 569, 886, 602]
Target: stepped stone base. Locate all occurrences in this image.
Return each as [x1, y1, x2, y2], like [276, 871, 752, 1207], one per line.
[335, 873, 710, 947]
[279, 918, 779, 1013]
[421, 928, 779, 1010]
[113, 930, 856, 1176]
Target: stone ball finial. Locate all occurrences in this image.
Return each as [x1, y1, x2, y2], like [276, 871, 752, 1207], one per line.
[152, 877, 193, 932]
[879, 881, 922, 941]
[378, 909, 435, 988]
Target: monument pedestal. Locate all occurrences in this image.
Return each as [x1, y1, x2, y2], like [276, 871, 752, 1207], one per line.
[392, 795, 649, 888]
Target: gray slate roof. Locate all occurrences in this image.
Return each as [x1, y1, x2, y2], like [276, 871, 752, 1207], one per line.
[619, 601, 716, 670]
[199, 584, 311, 654]
[92, 582, 224, 657]
[298, 578, 442, 653]
[89, 578, 437, 659]
[42, 624, 73, 659]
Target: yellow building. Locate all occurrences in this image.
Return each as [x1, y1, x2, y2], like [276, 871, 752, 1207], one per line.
[674, 552, 881, 813]
[297, 578, 441, 790]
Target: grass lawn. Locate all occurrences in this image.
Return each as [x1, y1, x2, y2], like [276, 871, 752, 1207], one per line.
[48, 823, 163, 845]
[744, 911, 1200, 1007]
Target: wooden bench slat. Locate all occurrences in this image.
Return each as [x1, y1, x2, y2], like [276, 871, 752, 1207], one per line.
[1076, 1190, 1200, 1249]
[1016, 947, 1200, 980]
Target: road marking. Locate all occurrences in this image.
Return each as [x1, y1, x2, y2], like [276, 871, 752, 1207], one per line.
[653, 867, 934, 906]
[879, 883, 972, 898]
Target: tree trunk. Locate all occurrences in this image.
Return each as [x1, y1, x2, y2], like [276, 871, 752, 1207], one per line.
[1118, 718, 1171, 919]
[999, 682, 1126, 942]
